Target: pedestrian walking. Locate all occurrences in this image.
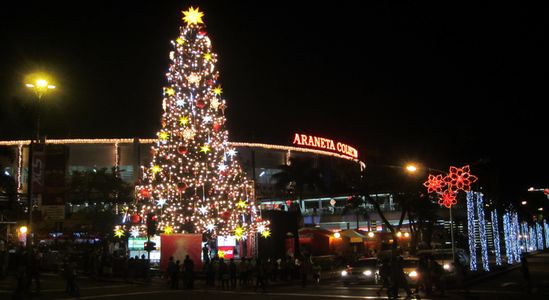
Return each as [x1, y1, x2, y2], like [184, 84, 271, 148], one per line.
[376, 258, 391, 297]
[416, 255, 430, 295]
[389, 255, 412, 299]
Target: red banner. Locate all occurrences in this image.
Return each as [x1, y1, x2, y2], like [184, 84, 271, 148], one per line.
[30, 143, 45, 194]
[160, 234, 202, 271]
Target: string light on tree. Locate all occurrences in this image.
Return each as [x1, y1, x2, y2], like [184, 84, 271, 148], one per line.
[132, 7, 269, 239]
[490, 209, 502, 266]
[474, 192, 489, 271]
[466, 191, 477, 271]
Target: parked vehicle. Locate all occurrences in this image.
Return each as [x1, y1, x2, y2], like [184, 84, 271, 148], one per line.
[341, 257, 380, 285]
[416, 248, 469, 273]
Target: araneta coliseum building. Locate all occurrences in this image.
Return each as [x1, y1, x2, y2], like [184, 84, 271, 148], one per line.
[0, 134, 405, 232]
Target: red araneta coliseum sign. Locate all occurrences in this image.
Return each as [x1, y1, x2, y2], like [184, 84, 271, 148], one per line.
[292, 133, 359, 159]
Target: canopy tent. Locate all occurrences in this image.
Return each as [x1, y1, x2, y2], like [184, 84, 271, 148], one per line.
[340, 229, 366, 243]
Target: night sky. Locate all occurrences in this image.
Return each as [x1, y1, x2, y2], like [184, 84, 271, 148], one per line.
[0, 1, 546, 200]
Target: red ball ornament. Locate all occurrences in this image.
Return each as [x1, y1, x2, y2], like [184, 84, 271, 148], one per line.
[140, 189, 151, 199]
[196, 99, 206, 109]
[177, 182, 188, 192]
[213, 123, 221, 132]
[206, 79, 214, 86]
[285, 200, 292, 206]
[198, 28, 207, 36]
[130, 213, 141, 224]
[222, 211, 231, 219]
[177, 145, 188, 155]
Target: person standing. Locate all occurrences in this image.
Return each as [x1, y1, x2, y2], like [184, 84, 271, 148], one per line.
[218, 258, 229, 290]
[229, 258, 237, 289]
[27, 248, 41, 294]
[254, 258, 266, 292]
[183, 255, 194, 289]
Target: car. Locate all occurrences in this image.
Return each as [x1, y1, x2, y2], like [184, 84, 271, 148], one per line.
[340, 257, 380, 285]
[416, 248, 469, 273]
[401, 257, 420, 285]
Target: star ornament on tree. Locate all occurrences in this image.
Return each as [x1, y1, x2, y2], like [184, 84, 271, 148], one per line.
[200, 145, 211, 153]
[234, 226, 244, 240]
[423, 174, 447, 194]
[114, 228, 125, 238]
[445, 165, 478, 193]
[236, 199, 247, 209]
[164, 226, 174, 235]
[261, 230, 271, 238]
[213, 86, 223, 95]
[182, 7, 204, 25]
[439, 190, 458, 208]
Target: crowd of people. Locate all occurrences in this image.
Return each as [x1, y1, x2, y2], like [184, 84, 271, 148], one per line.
[164, 254, 322, 292]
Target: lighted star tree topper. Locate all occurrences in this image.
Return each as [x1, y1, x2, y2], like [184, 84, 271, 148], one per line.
[132, 7, 269, 238]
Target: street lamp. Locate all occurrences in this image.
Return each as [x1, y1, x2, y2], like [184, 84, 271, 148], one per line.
[409, 164, 460, 262]
[25, 76, 56, 141]
[24, 74, 56, 246]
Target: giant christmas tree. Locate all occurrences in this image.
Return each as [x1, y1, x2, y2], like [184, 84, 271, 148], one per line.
[133, 7, 269, 239]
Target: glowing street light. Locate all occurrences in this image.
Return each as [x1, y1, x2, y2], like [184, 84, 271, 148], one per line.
[25, 78, 56, 100]
[405, 164, 418, 173]
[19, 226, 28, 234]
[522, 201, 528, 205]
[334, 232, 341, 239]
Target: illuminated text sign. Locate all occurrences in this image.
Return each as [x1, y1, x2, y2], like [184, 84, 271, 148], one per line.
[292, 133, 359, 159]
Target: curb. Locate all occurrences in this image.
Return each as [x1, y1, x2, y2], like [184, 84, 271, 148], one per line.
[462, 264, 521, 287]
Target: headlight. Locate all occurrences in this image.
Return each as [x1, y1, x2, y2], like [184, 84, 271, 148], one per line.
[341, 270, 348, 276]
[443, 264, 450, 270]
[363, 270, 372, 276]
[409, 271, 418, 277]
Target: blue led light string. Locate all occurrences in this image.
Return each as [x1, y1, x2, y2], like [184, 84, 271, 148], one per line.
[544, 220, 549, 249]
[511, 212, 521, 262]
[530, 225, 537, 251]
[503, 212, 513, 264]
[536, 222, 543, 250]
[466, 191, 477, 271]
[476, 193, 489, 271]
[491, 209, 502, 266]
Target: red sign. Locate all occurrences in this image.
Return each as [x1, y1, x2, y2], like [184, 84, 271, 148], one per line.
[30, 143, 46, 194]
[292, 133, 358, 158]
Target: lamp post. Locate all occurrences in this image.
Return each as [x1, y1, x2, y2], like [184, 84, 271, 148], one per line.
[25, 78, 56, 141]
[24, 76, 56, 246]
[406, 163, 457, 261]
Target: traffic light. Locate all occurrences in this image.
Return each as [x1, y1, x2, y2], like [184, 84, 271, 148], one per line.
[146, 213, 158, 236]
[144, 241, 156, 252]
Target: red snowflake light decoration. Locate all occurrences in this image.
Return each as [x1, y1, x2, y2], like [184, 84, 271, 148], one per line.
[438, 190, 457, 208]
[445, 165, 478, 193]
[423, 174, 447, 194]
